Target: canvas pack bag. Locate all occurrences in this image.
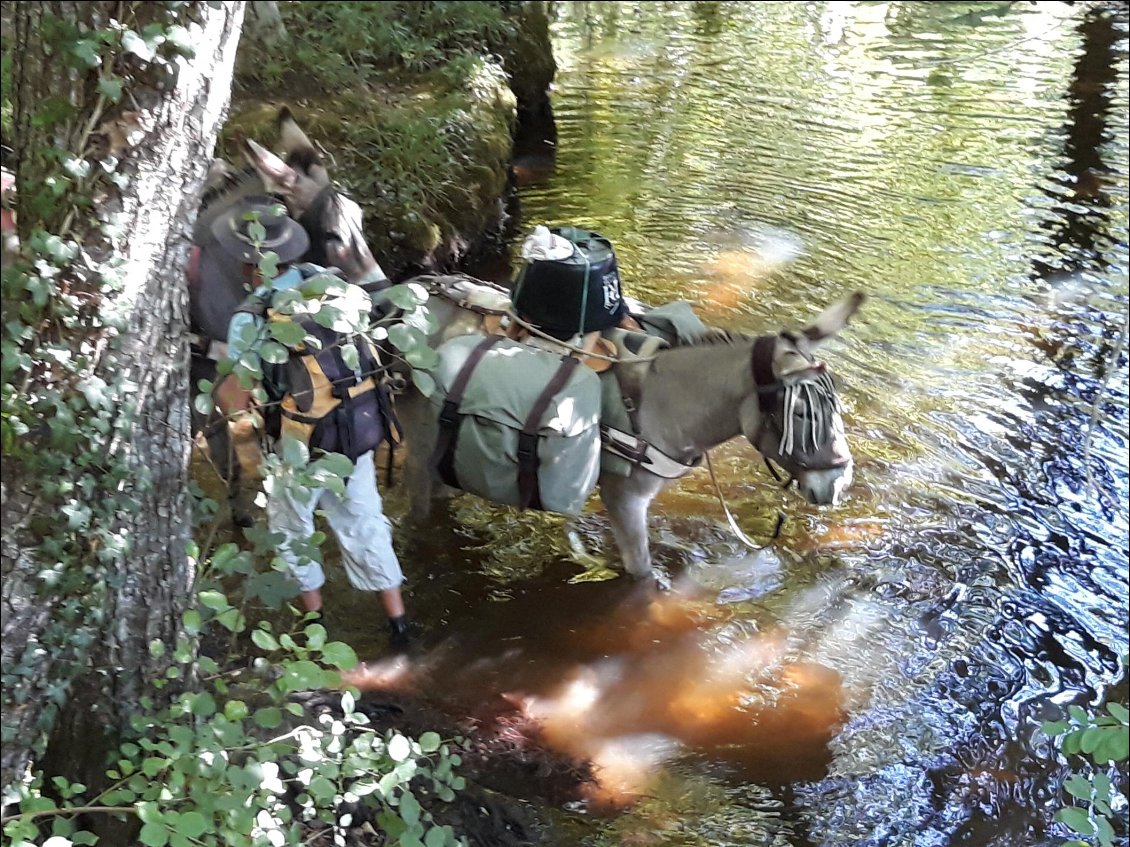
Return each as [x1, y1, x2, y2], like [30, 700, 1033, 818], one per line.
[428, 334, 603, 514]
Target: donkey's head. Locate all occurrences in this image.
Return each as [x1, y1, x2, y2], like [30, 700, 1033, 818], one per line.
[241, 107, 386, 287]
[739, 292, 865, 506]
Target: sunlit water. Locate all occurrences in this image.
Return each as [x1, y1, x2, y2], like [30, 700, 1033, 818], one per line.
[329, 3, 1130, 845]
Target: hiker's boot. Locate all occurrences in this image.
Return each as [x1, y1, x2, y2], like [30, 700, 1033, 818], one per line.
[387, 615, 416, 650]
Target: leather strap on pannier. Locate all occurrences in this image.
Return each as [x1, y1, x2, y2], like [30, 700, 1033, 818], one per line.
[517, 355, 580, 510]
[432, 335, 503, 490]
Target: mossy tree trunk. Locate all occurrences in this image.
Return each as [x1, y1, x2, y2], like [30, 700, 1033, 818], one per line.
[1, 0, 245, 804]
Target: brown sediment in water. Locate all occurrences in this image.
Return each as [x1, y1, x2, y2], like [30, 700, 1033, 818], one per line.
[342, 584, 847, 811]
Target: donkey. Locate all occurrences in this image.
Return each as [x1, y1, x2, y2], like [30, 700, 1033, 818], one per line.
[392, 278, 865, 583]
[189, 108, 388, 523]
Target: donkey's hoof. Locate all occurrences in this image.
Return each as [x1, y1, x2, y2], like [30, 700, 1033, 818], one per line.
[230, 500, 257, 528]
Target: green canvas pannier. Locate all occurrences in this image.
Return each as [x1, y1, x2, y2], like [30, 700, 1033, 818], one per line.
[428, 334, 603, 515]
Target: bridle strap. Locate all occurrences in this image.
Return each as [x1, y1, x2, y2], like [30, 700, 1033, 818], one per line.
[751, 335, 778, 416]
[751, 335, 799, 488]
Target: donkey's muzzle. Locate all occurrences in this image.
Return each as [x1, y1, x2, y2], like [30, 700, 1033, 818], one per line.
[797, 461, 853, 506]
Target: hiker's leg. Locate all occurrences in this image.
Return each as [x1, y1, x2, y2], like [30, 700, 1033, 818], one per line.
[322, 452, 405, 604]
[267, 471, 327, 606]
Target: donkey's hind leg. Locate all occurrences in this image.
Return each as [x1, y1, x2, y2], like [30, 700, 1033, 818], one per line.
[194, 407, 257, 528]
[393, 391, 440, 523]
[598, 471, 667, 585]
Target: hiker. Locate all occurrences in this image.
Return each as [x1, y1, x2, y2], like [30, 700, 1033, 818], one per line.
[211, 196, 414, 648]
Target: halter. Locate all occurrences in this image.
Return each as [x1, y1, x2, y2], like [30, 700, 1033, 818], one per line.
[750, 334, 847, 478]
[295, 184, 340, 267]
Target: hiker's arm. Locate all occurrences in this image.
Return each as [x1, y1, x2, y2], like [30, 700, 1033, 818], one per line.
[215, 309, 261, 416]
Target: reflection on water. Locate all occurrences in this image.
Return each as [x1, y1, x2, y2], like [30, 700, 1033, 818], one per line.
[335, 2, 1129, 844]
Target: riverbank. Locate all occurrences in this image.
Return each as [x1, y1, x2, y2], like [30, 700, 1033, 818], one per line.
[223, 0, 555, 281]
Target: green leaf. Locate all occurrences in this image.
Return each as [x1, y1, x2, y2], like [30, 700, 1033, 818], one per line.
[1055, 807, 1094, 836]
[1064, 774, 1092, 801]
[425, 825, 452, 847]
[280, 436, 310, 467]
[418, 732, 441, 753]
[136, 801, 161, 824]
[192, 391, 215, 416]
[198, 590, 228, 611]
[252, 629, 280, 651]
[1042, 720, 1070, 737]
[279, 659, 328, 691]
[320, 641, 358, 670]
[388, 734, 412, 763]
[97, 76, 123, 103]
[72, 40, 102, 67]
[122, 30, 156, 62]
[1068, 705, 1089, 724]
[405, 346, 439, 369]
[181, 609, 201, 636]
[191, 692, 216, 716]
[141, 757, 167, 777]
[314, 452, 354, 480]
[1093, 728, 1128, 763]
[1081, 726, 1104, 755]
[138, 821, 168, 847]
[224, 700, 249, 721]
[269, 320, 307, 346]
[1092, 772, 1112, 802]
[254, 707, 283, 728]
[411, 370, 436, 398]
[387, 322, 426, 353]
[400, 790, 421, 828]
[341, 342, 360, 372]
[384, 283, 427, 309]
[303, 624, 326, 650]
[216, 607, 243, 631]
[260, 341, 289, 364]
[1106, 702, 1129, 724]
[1096, 814, 1116, 847]
[164, 25, 195, 56]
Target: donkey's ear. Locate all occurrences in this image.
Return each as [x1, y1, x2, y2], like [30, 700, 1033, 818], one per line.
[276, 107, 329, 184]
[802, 292, 866, 345]
[243, 137, 298, 194]
[277, 106, 317, 158]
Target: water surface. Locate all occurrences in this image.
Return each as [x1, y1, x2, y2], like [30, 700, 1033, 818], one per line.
[342, 3, 1129, 844]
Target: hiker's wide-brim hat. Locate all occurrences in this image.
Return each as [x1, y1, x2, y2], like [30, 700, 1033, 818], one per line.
[211, 195, 309, 264]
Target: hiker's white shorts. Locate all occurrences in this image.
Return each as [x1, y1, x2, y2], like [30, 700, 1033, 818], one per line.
[267, 452, 403, 593]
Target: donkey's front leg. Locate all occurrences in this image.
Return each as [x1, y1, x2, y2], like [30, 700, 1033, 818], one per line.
[599, 471, 667, 585]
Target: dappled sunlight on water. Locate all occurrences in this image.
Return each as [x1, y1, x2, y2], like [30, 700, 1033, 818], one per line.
[319, 1, 1128, 842]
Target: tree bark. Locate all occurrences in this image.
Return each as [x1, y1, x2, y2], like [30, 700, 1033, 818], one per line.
[1, 0, 245, 803]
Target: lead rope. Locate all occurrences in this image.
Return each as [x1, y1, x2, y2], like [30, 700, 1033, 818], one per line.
[705, 452, 785, 550]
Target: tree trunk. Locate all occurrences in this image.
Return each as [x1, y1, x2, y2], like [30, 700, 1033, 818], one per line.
[1, 0, 245, 804]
